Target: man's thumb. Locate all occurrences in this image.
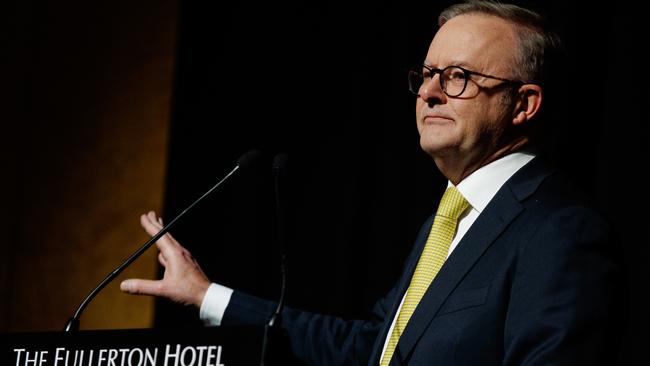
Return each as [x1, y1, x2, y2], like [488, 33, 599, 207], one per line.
[120, 279, 162, 296]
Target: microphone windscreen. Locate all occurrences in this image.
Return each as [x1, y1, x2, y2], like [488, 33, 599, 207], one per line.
[237, 149, 263, 170]
[272, 153, 288, 174]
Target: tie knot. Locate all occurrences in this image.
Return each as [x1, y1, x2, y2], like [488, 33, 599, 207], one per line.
[436, 186, 469, 219]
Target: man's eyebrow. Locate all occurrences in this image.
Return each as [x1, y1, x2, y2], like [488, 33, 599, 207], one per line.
[424, 60, 476, 69]
[450, 60, 474, 69]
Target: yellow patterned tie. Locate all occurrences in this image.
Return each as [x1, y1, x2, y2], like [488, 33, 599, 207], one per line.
[380, 186, 469, 365]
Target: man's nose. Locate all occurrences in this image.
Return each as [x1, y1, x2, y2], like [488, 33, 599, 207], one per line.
[419, 74, 445, 104]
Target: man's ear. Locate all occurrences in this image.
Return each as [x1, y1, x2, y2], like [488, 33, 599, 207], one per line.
[512, 84, 543, 126]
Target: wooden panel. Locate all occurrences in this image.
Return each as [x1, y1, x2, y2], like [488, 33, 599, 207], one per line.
[1, 0, 178, 331]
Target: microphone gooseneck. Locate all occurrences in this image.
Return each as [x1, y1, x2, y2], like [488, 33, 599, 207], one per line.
[64, 150, 261, 332]
[270, 153, 289, 324]
[260, 153, 289, 365]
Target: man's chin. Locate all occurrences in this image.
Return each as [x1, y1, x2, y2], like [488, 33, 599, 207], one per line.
[419, 135, 452, 156]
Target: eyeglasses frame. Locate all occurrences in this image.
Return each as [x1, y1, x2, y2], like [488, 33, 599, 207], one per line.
[410, 64, 530, 97]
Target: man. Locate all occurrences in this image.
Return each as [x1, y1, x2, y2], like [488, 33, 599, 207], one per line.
[121, 1, 621, 365]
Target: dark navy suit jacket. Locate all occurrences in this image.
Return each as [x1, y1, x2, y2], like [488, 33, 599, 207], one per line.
[222, 157, 622, 365]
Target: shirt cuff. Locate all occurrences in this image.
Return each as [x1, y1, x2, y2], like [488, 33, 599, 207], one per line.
[199, 283, 234, 326]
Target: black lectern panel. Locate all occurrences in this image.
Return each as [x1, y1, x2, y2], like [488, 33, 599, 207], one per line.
[2, 326, 263, 366]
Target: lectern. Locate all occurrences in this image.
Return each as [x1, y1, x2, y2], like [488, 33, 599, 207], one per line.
[2, 326, 263, 366]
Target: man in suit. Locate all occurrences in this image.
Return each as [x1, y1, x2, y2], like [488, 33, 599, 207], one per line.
[121, 1, 621, 364]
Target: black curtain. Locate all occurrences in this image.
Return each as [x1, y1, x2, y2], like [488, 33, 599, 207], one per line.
[155, 1, 648, 365]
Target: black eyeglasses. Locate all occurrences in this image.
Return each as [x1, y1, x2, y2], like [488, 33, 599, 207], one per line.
[408, 65, 526, 97]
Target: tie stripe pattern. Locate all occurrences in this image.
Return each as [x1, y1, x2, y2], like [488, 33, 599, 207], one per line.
[380, 186, 468, 365]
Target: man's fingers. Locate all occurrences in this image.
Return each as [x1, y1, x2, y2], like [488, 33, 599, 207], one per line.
[147, 211, 163, 229]
[140, 213, 162, 236]
[120, 279, 164, 297]
[140, 212, 179, 251]
[158, 252, 167, 267]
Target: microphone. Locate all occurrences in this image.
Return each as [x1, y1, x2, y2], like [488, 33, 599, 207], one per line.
[260, 153, 289, 366]
[63, 149, 262, 332]
[270, 153, 289, 324]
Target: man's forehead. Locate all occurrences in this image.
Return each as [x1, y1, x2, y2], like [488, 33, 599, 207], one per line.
[425, 13, 517, 70]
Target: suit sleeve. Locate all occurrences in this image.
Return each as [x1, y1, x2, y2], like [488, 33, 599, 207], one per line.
[221, 283, 400, 366]
[503, 206, 623, 366]
[220, 215, 433, 365]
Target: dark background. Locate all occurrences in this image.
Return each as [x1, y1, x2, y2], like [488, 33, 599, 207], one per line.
[3, 0, 647, 364]
[156, 1, 647, 364]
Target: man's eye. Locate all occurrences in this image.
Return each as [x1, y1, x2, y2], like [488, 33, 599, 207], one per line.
[448, 70, 466, 80]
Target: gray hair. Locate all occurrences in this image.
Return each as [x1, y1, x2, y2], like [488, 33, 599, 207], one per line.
[439, 1, 562, 85]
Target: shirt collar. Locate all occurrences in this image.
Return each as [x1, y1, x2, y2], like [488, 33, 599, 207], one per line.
[449, 151, 536, 214]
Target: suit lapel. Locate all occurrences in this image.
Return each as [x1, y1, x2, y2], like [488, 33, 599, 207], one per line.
[367, 214, 436, 364]
[388, 158, 553, 364]
[390, 189, 522, 364]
